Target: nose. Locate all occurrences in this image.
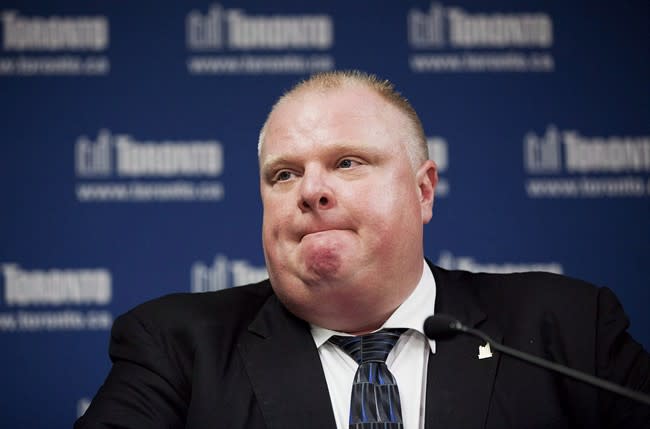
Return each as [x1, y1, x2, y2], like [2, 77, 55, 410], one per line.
[299, 167, 336, 212]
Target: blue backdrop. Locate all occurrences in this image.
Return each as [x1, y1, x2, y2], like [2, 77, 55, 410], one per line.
[1, 1, 648, 427]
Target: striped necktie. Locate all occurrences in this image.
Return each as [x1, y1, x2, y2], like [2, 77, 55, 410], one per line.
[329, 328, 406, 428]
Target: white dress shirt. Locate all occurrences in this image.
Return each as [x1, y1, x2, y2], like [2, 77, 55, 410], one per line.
[310, 262, 437, 429]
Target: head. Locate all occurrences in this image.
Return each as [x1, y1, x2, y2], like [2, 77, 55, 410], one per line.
[259, 71, 428, 171]
[258, 70, 438, 334]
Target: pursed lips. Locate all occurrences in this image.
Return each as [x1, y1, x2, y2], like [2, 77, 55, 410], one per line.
[299, 227, 348, 241]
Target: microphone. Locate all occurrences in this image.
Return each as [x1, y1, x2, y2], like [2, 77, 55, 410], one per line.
[423, 314, 465, 339]
[423, 314, 650, 406]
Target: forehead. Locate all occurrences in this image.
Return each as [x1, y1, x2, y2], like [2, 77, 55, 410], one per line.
[261, 86, 405, 156]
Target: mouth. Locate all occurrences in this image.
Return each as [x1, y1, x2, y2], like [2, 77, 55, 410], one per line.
[300, 228, 347, 241]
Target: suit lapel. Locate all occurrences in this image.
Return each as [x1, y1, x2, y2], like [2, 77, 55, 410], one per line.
[425, 264, 502, 429]
[237, 293, 337, 429]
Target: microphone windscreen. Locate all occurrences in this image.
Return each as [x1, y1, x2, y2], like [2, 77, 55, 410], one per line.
[423, 314, 459, 339]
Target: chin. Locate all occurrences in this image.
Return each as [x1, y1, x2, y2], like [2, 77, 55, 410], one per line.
[305, 261, 342, 281]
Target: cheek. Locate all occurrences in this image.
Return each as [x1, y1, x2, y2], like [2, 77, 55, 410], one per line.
[364, 183, 421, 236]
[262, 206, 297, 252]
[348, 190, 402, 241]
[361, 175, 416, 214]
[262, 195, 287, 230]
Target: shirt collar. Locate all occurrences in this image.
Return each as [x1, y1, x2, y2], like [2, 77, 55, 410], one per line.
[310, 260, 437, 353]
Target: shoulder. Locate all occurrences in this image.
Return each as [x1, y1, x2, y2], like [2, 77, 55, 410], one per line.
[431, 265, 613, 331]
[116, 280, 275, 333]
[435, 265, 600, 307]
[477, 270, 598, 304]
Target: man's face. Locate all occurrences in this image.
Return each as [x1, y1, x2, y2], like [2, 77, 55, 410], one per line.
[259, 85, 437, 333]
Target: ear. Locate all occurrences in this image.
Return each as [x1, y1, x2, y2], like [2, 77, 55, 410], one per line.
[415, 160, 438, 224]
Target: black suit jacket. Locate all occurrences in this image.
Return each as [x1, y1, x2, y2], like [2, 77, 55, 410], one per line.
[75, 263, 650, 428]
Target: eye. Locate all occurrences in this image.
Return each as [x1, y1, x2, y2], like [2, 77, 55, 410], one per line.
[337, 158, 359, 169]
[273, 170, 294, 182]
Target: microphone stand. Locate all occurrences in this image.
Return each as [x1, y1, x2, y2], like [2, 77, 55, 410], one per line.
[429, 315, 650, 406]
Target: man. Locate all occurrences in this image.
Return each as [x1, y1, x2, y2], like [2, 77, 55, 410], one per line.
[76, 71, 649, 428]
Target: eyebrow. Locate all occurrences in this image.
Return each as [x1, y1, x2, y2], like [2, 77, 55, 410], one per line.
[260, 154, 293, 178]
[260, 141, 384, 177]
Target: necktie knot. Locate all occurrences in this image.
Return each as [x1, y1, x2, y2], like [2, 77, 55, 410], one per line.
[329, 328, 407, 427]
[329, 328, 405, 364]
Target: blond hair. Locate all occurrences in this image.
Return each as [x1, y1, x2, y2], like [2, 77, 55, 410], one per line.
[258, 70, 428, 170]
